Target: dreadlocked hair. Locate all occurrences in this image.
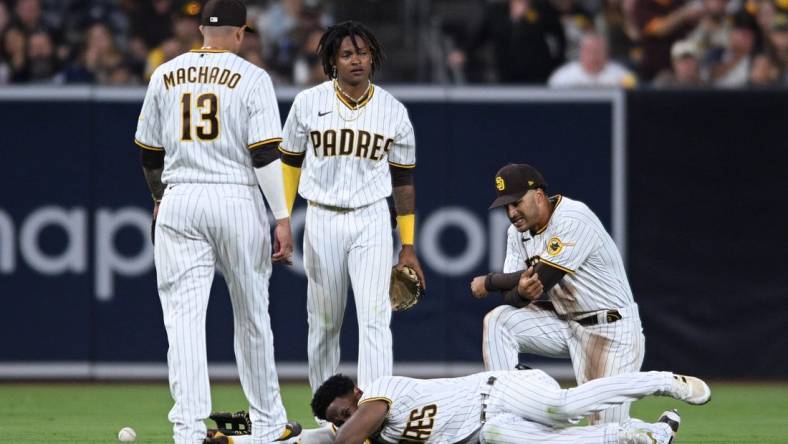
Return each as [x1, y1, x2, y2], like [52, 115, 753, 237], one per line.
[311, 374, 356, 420]
[317, 20, 384, 79]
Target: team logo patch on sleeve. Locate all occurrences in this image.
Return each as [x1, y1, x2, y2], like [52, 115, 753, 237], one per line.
[496, 176, 505, 191]
[547, 237, 569, 256]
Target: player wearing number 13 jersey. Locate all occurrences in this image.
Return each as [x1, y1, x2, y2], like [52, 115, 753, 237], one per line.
[134, 1, 299, 443]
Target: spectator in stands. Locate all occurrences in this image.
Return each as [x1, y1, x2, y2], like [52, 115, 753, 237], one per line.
[709, 10, 758, 86]
[551, 0, 596, 59]
[0, 25, 27, 83]
[63, 21, 122, 83]
[748, 51, 781, 84]
[292, 26, 324, 86]
[258, 0, 328, 83]
[654, 38, 705, 85]
[54, 0, 129, 55]
[634, 0, 703, 81]
[11, 0, 48, 33]
[107, 61, 135, 85]
[126, 35, 149, 81]
[257, 0, 303, 48]
[0, 1, 10, 37]
[145, 6, 201, 78]
[685, 0, 730, 58]
[767, 13, 788, 82]
[461, 0, 566, 83]
[600, 0, 642, 66]
[754, 0, 776, 37]
[129, 0, 175, 49]
[26, 28, 59, 82]
[549, 32, 636, 86]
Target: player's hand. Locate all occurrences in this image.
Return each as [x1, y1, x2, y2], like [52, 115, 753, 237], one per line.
[272, 218, 293, 265]
[470, 276, 488, 299]
[517, 267, 543, 300]
[396, 245, 426, 290]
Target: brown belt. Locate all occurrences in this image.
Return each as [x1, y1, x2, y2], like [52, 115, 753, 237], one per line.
[564, 309, 623, 326]
[308, 201, 355, 213]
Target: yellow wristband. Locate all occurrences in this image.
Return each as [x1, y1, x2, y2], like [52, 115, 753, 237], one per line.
[396, 214, 415, 245]
[281, 162, 302, 214]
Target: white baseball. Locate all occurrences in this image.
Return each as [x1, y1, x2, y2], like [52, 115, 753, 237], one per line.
[117, 426, 136, 442]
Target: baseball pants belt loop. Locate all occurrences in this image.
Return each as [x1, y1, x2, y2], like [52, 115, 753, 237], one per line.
[479, 376, 497, 424]
[570, 309, 623, 326]
[308, 201, 355, 213]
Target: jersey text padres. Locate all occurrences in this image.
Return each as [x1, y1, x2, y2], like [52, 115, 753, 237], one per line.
[280, 80, 415, 208]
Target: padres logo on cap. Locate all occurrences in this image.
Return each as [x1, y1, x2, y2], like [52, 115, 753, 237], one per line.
[496, 176, 505, 191]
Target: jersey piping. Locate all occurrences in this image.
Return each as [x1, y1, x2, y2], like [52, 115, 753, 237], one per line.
[335, 83, 375, 110]
[135, 139, 164, 151]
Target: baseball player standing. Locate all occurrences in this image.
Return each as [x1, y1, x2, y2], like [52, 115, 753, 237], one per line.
[470, 163, 645, 425]
[278, 21, 426, 393]
[310, 369, 710, 444]
[135, 1, 299, 442]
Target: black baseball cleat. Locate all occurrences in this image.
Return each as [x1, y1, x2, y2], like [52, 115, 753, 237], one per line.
[658, 409, 681, 443]
[274, 421, 302, 442]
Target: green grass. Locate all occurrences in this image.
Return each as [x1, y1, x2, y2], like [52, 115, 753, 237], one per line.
[0, 382, 786, 443]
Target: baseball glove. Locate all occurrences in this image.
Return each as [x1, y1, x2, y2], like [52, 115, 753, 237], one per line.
[209, 411, 251, 436]
[390, 266, 423, 311]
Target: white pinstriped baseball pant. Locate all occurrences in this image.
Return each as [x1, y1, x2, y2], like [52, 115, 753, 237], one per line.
[479, 369, 673, 444]
[155, 184, 288, 444]
[303, 198, 393, 392]
[483, 304, 645, 424]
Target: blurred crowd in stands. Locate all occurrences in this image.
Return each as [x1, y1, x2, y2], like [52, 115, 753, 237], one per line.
[1, 0, 786, 88]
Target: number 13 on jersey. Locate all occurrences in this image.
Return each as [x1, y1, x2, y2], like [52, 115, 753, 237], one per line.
[180, 92, 219, 141]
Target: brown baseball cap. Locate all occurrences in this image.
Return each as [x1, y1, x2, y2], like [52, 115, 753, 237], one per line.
[488, 164, 547, 209]
[201, 0, 255, 33]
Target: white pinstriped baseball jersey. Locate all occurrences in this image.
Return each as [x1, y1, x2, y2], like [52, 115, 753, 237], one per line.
[503, 195, 634, 315]
[358, 370, 677, 444]
[279, 80, 416, 208]
[135, 49, 282, 185]
[359, 375, 486, 444]
[134, 48, 291, 443]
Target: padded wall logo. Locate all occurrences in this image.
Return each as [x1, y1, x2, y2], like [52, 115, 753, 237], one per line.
[2, 203, 521, 299]
[0, 205, 153, 301]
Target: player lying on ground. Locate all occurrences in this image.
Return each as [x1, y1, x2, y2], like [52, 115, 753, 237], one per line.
[309, 369, 709, 444]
